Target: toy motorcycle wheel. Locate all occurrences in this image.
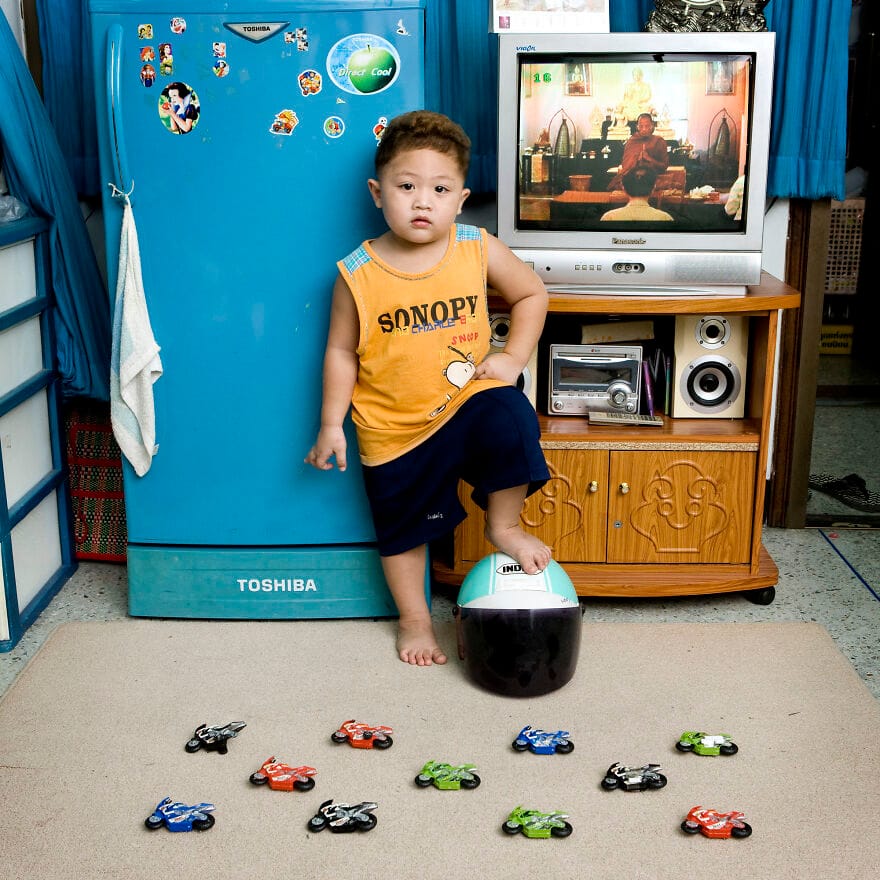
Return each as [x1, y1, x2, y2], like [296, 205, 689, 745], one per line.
[249, 772, 268, 785]
[308, 815, 327, 832]
[373, 735, 393, 749]
[330, 731, 348, 743]
[356, 814, 378, 831]
[192, 814, 215, 831]
[648, 774, 668, 789]
[731, 822, 752, 838]
[184, 739, 202, 753]
[681, 820, 701, 834]
[294, 778, 316, 792]
[144, 815, 165, 831]
[555, 740, 574, 754]
[460, 774, 481, 789]
[415, 773, 433, 787]
[720, 742, 739, 756]
[512, 739, 529, 751]
[551, 822, 573, 838]
[502, 821, 522, 835]
[675, 740, 694, 753]
[601, 776, 619, 790]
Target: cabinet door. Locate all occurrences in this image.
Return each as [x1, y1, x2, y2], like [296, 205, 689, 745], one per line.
[457, 448, 608, 563]
[522, 448, 607, 563]
[606, 450, 755, 564]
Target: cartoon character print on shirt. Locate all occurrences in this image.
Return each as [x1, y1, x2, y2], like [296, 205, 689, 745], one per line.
[428, 346, 477, 419]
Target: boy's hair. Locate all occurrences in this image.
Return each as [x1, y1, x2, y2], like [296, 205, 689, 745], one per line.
[621, 166, 659, 198]
[375, 110, 470, 180]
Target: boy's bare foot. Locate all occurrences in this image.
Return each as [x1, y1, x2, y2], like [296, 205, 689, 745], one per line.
[486, 524, 552, 575]
[397, 617, 448, 666]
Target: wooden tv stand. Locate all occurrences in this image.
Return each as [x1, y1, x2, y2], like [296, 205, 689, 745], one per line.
[431, 272, 800, 604]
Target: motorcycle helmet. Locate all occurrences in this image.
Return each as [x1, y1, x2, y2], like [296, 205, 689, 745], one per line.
[454, 553, 582, 697]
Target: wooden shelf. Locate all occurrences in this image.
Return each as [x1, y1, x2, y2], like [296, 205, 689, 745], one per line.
[437, 273, 800, 600]
[434, 545, 779, 598]
[538, 414, 761, 449]
[542, 271, 800, 315]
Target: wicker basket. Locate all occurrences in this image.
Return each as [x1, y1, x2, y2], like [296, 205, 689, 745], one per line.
[824, 199, 864, 295]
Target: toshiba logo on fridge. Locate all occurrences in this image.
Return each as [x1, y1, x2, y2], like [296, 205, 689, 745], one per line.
[237, 578, 318, 593]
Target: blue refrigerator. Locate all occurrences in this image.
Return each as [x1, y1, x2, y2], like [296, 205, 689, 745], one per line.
[89, 1, 425, 618]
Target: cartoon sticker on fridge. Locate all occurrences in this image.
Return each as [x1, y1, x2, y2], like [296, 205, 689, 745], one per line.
[323, 116, 345, 138]
[270, 109, 299, 136]
[158, 42, 173, 76]
[326, 34, 400, 96]
[298, 70, 322, 96]
[158, 82, 200, 134]
[285, 28, 309, 50]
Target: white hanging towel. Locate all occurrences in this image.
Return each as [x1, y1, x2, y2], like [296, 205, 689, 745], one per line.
[110, 197, 162, 476]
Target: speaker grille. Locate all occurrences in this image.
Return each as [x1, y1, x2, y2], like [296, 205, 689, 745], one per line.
[679, 355, 742, 413]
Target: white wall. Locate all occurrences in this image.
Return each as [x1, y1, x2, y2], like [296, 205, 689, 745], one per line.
[762, 198, 789, 279]
[1, 0, 26, 57]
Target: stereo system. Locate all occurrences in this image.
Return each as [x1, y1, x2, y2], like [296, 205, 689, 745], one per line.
[548, 343, 642, 415]
[489, 313, 538, 408]
[672, 314, 748, 418]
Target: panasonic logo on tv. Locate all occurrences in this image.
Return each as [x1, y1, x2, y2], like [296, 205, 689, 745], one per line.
[612, 237, 647, 245]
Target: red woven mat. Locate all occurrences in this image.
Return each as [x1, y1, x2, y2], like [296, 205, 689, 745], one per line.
[64, 403, 127, 562]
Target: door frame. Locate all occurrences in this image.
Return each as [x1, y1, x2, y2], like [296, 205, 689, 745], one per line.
[766, 198, 830, 528]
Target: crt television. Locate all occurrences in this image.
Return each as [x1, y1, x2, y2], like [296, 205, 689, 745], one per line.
[496, 31, 776, 294]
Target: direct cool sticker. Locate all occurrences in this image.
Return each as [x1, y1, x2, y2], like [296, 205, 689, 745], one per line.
[325, 34, 400, 96]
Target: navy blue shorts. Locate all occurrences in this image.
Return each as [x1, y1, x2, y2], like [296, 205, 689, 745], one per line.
[361, 385, 549, 557]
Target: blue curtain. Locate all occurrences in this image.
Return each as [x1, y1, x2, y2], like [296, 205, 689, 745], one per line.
[35, 0, 100, 198]
[0, 14, 111, 401]
[425, 0, 849, 200]
[32, 1, 850, 200]
[609, 0, 654, 31]
[765, 0, 850, 199]
[425, 2, 499, 193]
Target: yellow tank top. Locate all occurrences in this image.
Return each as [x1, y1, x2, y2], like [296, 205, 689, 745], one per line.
[338, 224, 506, 466]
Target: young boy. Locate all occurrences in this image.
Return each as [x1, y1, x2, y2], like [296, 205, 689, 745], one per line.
[305, 110, 551, 667]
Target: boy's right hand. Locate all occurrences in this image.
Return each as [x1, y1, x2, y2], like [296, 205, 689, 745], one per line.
[305, 426, 347, 472]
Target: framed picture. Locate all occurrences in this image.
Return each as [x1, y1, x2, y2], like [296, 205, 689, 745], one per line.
[706, 60, 734, 95]
[565, 62, 591, 96]
[490, 1, 609, 34]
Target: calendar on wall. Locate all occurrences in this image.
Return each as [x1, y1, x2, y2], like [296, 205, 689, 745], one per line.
[490, 1, 609, 34]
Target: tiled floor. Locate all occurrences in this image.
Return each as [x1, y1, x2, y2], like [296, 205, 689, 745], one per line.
[807, 354, 880, 524]
[2, 526, 878, 701]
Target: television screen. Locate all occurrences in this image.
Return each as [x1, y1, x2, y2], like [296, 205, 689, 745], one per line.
[496, 32, 776, 292]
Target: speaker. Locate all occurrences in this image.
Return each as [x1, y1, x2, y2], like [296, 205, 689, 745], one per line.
[489, 313, 538, 408]
[672, 314, 748, 418]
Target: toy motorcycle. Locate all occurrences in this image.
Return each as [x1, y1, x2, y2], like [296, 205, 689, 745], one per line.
[414, 760, 480, 790]
[502, 805, 572, 839]
[307, 799, 378, 833]
[330, 719, 393, 749]
[249, 756, 317, 792]
[145, 796, 215, 832]
[682, 805, 752, 838]
[601, 762, 667, 791]
[184, 721, 246, 754]
[512, 725, 574, 755]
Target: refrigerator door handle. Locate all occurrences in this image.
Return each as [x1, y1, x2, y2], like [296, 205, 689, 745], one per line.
[106, 24, 131, 196]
